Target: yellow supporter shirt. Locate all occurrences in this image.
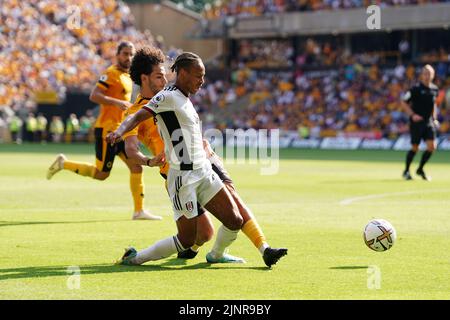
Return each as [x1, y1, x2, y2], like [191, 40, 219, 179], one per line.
[94, 65, 133, 132]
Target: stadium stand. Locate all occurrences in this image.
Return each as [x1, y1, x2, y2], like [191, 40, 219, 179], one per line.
[0, 0, 160, 142]
[1, 0, 450, 145]
[192, 64, 450, 138]
[203, 0, 450, 18]
[0, 0, 159, 110]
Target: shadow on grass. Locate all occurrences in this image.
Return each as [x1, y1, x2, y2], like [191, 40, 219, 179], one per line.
[0, 220, 127, 228]
[0, 260, 268, 281]
[329, 266, 369, 270]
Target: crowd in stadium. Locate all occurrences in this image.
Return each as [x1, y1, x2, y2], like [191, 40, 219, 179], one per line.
[31, 0, 156, 61]
[0, 0, 157, 115]
[1, 0, 450, 144]
[193, 63, 450, 139]
[193, 35, 450, 137]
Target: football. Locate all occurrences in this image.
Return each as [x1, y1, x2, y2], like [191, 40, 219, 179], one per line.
[363, 219, 397, 252]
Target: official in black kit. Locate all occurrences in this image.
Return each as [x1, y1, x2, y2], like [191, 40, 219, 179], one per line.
[401, 64, 440, 181]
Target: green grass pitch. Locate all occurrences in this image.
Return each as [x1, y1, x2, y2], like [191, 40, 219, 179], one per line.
[0, 144, 449, 299]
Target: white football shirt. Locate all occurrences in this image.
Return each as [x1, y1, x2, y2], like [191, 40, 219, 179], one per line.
[143, 85, 207, 170]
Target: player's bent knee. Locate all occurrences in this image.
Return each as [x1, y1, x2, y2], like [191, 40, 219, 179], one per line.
[200, 223, 215, 243]
[94, 171, 110, 180]
[130, 165, 143, 174]
[195, 214, 214, 245]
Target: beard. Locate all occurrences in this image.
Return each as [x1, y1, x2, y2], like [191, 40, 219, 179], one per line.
[118, 60, 130, 70]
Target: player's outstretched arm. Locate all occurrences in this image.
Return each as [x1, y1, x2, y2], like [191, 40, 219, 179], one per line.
[124, 136, 165, 167]
[118, 109, 152, 136]
[89, 86, 132, 111]
[107, 109, 152, 145]
[124, 135, 146, 165]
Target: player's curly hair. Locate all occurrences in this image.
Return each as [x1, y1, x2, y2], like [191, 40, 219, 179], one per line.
[170, 52, 202, 73]
[130, 46, 165, 86]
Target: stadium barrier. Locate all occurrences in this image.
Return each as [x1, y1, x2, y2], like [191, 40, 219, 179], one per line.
[301, 136, 450, 150]
[219, 132, 450, 151]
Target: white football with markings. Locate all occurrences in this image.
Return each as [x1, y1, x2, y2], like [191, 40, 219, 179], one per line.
[363, 219, 396, 252]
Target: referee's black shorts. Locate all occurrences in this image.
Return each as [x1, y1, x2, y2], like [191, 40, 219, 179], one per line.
[409, 120, 436, 145]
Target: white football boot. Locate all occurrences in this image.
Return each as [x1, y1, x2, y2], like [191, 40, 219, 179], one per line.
[47, 154, 67, 180]
[132, 210, 163, 221]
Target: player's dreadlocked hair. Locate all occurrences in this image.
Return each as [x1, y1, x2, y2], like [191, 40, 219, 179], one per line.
[170, 52, 201, 73]
[117, 41, 135, 55]
[130, 46, 165, 86]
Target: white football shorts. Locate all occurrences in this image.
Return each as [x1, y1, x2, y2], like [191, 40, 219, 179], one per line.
[167, 161, 224, 221]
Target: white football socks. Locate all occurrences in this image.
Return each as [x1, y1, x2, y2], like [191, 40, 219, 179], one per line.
[133, 235, 185, 265]
[258, 243, 270, 255]
[209, 225, 239, 259]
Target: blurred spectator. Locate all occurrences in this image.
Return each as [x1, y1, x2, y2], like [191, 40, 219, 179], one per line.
[49, 116, 64, 143]
[0, 114, 7, 143]
[78, 114, 93, 142]
[36, 113, 48, 143]
[85, 110, 96, 143]
[25, 113, 37, 142]
[65, 113, 80, 143]
[9, 114, 23, 144]
[298, 125, 310, 139]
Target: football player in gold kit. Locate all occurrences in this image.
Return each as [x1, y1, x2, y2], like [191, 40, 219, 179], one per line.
[47, 42, 162, 221]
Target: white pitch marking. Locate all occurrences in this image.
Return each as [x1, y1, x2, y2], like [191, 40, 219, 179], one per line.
[340, 189, 450, 206]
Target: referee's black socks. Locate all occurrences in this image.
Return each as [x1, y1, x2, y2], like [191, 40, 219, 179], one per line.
[405, 150, 417, 172]
[418, 150, 433, 171]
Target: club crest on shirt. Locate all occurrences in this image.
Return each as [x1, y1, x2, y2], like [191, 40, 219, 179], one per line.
[154, 94, 165, 103]
[147, 100, 159, 109]
[185, 201, 194, 212]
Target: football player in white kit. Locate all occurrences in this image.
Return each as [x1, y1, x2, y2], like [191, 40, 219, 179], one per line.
[109, 52, 245, 265]
[108, 50, 288, 267]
